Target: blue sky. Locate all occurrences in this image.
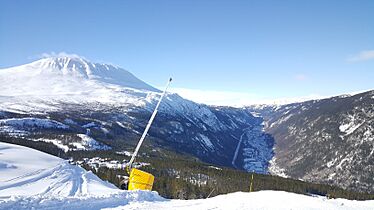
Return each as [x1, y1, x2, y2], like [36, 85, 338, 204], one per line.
[1, 0, 373, 105]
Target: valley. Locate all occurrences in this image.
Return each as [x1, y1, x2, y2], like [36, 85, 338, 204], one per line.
[0, 56, 373, 197]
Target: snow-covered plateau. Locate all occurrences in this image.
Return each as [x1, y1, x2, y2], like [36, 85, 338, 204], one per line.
[0, 142, 373, 210]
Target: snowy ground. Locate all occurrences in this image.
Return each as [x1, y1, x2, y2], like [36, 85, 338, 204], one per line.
[0, 142, 118, 198]
[111, 191, 374, 210]
[0, 142, 373, 210]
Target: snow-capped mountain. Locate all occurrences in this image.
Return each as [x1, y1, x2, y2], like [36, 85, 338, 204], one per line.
[247, 90, 374, 193]
[0, 56, 158, 96]
[0, 55, 271, 174]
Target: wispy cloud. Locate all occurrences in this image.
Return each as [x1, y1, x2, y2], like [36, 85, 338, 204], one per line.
[35, 52, 87, 60]
[168, 87, 326, 107]
[348, 50, 374, 62]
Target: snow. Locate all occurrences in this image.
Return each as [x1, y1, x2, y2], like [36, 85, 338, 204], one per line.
[74, 134, 111, 151]
[1, 142, 373, 210]
[0, 142, 118, 198]
[231, 123, 274, 173]
[186, 173, 209, 187]
[0, 56, 158, 94]
[339, 122, 363, 136]
[79, 157, 126, 171]
[208, 166, 222, 170]
[33, 138, 70, 152]
[108, 191, 374, 210]
[0, 56, 160, 113]
[64, 118, 77, 125]
[339, 114, 363, 136]
[336, 155, 353, 170]
[268, 158, 289, 178]
[0, 117, 69, 129]
[241, 126, 273, 174]
[83, 122, 97, 128]
[271, 113, 294, 128]
[1, 191, 163, 210]
[250, 111, 261, 117]
[3, 191, 373, 210]
[232, 128, 248, 167]
[326, 159, 337, 168]
[116, 151, 133, 157]
[196, 134, 214, 151]
[0, 126, 29, 136]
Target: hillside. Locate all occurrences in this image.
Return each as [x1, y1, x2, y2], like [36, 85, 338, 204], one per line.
[247, 90, 374, 193]
[1, 142, 373, 210]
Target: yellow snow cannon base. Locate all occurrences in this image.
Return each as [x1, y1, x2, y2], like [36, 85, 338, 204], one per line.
[128, 168, 154, 191]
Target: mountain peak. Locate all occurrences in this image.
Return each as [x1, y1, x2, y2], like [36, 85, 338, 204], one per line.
[0, 55, 159, 96]
[35, 56, 93, 78]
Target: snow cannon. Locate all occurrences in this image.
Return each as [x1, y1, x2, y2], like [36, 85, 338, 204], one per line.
[128, 168, 155, 190]
[126, 78, 172, 191]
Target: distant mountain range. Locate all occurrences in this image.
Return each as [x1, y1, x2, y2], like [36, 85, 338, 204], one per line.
[0, 55, 372, 193]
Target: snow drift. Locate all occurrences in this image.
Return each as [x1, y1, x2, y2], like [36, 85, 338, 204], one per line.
[0, 142, 119, 197]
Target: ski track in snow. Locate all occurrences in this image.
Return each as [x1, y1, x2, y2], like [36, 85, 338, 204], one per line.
[2, 191, 374, 210]
[0, 142, 119, 198]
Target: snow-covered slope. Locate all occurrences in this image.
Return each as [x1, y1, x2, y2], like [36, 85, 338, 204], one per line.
[0, 56, 161, 113]
[1, 142, 373, 210]
[0, 117, 69, 130]
[0, 142, 164, 209]
[0, 56, 158, 95]
[0, 142, 119, 197]
[0, 58, 193, 119]
[246, 90, 374, 193]
[119, 191, 374, 210]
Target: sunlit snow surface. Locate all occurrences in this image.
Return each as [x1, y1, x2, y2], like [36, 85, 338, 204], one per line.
[109, 191, 374, 210]
[0, 56, 159, 113]
[0, 142, 373, 210]
[0, 142, 119, 198]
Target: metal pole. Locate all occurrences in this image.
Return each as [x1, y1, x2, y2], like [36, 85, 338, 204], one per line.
[207, 188, 215, 198]
[128, 78, 172, 170]
[250, 171, 254, 192]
